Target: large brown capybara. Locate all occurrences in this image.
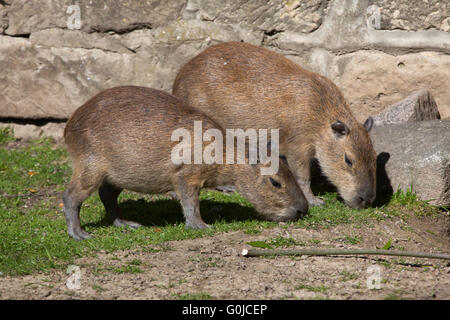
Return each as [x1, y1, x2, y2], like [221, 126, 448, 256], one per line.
[173, 42, 376, 209]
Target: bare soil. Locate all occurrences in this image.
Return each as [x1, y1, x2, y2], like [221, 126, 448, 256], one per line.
[1, 214, 449, 300]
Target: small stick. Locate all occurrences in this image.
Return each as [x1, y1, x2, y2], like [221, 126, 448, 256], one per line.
[241, 248, 450, 260]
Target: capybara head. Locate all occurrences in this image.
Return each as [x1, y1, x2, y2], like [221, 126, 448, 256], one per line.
[233, 159, 308, 221]
[315, 117, 376, 208]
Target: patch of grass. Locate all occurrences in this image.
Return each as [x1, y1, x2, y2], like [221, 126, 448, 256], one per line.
[92, 284, 107, 293]
[174, 292, 213, 300]
[93, 263, 143, 275]
[384, 290, 405, 300]
[0, 126, 15, 145]
[112, 265, 143, 274]
[0, 140, 444, 276]
[269, 235, 299, 248]
[339, 270, 359, 281]
[128, 259, 143, 266]
[342, 235, 361, 245]
[386, 188, 439, 217]
[295, 283, 329, 293]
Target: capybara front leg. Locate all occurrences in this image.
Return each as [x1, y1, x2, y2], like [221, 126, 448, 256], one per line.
[175, 183, 210, 229]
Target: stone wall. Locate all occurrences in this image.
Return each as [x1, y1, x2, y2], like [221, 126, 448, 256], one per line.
[0, 0, 449, 134]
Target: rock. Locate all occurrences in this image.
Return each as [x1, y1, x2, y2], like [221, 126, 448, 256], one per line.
[5, 0, 185, 35]
[0, 123, 43, 141]
[0, 19, 260, 120]
[334, 50, 450, 122]
[0, 3, 8, 34]
[371, 0, 450, 32]
[0, 37, 137, 119]
[181, 0, 329, 34]
[370, 120, 450, 206]
[372, 89, 441, 127]
[1, 0, 449, 128]
[0, 122, 65, 141]
[41, 122, 66, 142]
[30, 28, 131, 54]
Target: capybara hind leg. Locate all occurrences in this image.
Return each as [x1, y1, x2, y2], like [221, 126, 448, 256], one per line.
[63, 184, 96, 240]
[63, 168, 104, 240]
[98, 181, 142, 229]
[174, 183, 210, 229]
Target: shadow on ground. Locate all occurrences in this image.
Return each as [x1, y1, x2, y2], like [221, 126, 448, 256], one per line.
[83, 198, 261, 229]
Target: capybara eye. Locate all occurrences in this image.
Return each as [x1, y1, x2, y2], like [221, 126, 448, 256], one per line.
[269, 177, 282, 188]
[345, 154, 353, 167]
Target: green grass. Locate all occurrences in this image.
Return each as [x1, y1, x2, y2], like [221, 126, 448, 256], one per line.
[342, 235, 361, 245]
[339, 270, 359, 281]
[174, 292, 213, 300]
[0, 127, 15, 145]
[295, 283, 329, 293]
[269, 235, 300, 247]
[0, 130, 443, 276]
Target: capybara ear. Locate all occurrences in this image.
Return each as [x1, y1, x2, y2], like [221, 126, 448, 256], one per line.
[331, 120, 350, 137]
[363, 116, 374, 132]
[279, 154, 288, 164]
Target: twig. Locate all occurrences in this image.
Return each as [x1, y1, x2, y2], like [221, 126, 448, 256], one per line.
[241, 248, 450, 260]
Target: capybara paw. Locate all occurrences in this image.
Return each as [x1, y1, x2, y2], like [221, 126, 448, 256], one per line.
[113, 218, 142, 229]
[185, 220, 211, 230]
[69, 229, 93, 241]
[308, 196, 325, 207]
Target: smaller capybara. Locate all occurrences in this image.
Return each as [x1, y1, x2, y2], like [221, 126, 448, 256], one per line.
[63, 86, 307, 240]
[173, 42, 377, 209]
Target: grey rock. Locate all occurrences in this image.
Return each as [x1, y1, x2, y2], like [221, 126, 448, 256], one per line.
[332, 50, 450, 122]
[182, 0, 328, 34]
[0, 122, 65, 141]
[5, 0, 185, 35]
[274, 0, 450, 53]
[371, 120, 450, 206]
[372, 89, 441, 127]
[370, 0, 450, 32]
[0, 3, 8, 34]
[30, 28, 131, 54]
[0, 123, 42, 141]
[0, 18, 260, 120]
[0, 37, 137, 119]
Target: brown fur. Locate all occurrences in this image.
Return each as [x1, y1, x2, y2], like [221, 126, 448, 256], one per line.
[173, 42, 377, 208]
[63, 86, 307, 240]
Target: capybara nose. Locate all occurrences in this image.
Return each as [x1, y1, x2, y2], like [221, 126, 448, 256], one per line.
[358, 196, 367, 208]
[358, 190, 375, 207]
[296, 201, 309, 218]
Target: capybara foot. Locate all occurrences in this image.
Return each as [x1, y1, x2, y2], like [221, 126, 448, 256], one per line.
[69, 229, 93, 241]
[185, 220, 211, 230]
[113, 218, 142, 229]
[308, 196, 324, 207]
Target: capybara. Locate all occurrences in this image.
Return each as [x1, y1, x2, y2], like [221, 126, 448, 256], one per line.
[63, 86, 307, 240]
[173, 42, 376, 208]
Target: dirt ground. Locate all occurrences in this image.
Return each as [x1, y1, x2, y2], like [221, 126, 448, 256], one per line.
[1, 214, 449, 300]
